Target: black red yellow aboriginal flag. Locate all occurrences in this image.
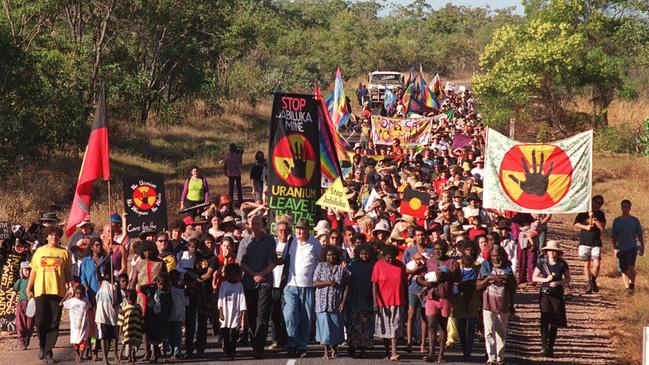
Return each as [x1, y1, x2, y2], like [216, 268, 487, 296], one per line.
[400, 187, 430, 219]
[267, 93, 322, 233]
[66, 85, 110, 237]
[483, 128, 593, 214]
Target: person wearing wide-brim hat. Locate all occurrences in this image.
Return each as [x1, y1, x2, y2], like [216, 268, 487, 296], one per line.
[315, 228, 330, 245]
[372, 220, 391, 244]
[532, 240, 570, 358]
[139, 226, 157, 241]
[38, 212, 61, 233]
[220, 216, 239, 233]
[192, 216, 209, 233]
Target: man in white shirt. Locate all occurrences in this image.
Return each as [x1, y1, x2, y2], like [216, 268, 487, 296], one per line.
[270, 220, 291, 349]
[282, 219, 321, 357]
[471, 157, 484, 180]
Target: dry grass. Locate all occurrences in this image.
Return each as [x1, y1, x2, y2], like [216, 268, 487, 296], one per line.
[573, 93, 649, 127]
[0, 101, 271, 226]
[592, 154, 649, 364]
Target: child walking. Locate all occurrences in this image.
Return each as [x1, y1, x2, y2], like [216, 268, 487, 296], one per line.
[62, 285, 90, 362]
[217, 263, 246, 359]
[117, 290, 144, 364]
[95, 263, 119, 365]
[8, 261, 34, 350]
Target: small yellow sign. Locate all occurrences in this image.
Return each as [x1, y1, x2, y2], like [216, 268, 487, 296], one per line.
[316, 177, 352, 212]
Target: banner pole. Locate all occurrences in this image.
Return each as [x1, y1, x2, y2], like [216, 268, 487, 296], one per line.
[107, 179, 114, 285]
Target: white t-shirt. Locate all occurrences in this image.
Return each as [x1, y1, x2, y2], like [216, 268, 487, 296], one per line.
[272, 239, 288, 288]
[286, 237, 321, 288]
[218, 281, 247, 329]
[95, 280, 117, 325]
[64, 297, 89, 344]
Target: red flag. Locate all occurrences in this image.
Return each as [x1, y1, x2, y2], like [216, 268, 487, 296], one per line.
[66, 86, 110, 237]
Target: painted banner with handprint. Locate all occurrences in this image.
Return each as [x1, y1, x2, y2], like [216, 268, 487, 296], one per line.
[268, 93, 321, 234]
[483, 128, 593, 213]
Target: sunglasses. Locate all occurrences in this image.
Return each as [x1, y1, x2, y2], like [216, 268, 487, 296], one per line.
[157, 239, 167, 242]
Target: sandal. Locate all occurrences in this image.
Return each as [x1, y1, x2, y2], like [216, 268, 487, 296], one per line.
[389, 354, 400, 361]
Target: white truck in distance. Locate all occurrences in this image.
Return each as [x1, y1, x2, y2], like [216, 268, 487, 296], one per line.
[367, 71, 404, 107]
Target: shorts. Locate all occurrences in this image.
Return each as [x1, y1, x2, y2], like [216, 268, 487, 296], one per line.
[617, 249, 637, 272]
[425, 298, 452, 318]
[578, 245, 601, 261]
[408, 293, 423, 308]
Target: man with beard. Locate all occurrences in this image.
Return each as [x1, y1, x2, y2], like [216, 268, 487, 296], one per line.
[477, 245, 517, 365]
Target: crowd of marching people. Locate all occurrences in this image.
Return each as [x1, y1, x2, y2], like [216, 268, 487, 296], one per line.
[1, 86, 644, 365]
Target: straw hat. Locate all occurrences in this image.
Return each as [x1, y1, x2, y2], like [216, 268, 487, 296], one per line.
[397, 215, 417, 225]
[541, 240, 563, 254]
[314, 220, 331, 233]
[76, 217, 94, 228]
[315, 228, 330, 238]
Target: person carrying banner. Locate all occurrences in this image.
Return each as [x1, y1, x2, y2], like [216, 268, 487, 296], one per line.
[573, 195, 606, 294]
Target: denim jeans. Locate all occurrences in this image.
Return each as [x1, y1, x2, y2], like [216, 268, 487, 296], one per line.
[283, 286, 314, 350]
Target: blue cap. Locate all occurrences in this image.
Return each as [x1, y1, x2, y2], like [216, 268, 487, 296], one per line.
[110, 213, 121, 223]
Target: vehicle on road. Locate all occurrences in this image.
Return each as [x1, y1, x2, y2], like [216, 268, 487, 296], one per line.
[367, 71, 404, 107]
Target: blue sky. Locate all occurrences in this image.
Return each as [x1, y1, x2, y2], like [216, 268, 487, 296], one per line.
[390, 0, 524, 14]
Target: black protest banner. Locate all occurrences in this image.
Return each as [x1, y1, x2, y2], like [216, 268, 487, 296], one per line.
[268, 93, 321, 233]
[123, 174, 168, 238]
[0, 222, 10, 241]
[0, 250, 28, 331]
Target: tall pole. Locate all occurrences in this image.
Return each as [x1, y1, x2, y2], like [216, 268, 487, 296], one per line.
[108, 179, 113, 285]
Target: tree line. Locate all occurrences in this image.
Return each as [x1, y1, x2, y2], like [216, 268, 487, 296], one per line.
[1, 0, 648, 168]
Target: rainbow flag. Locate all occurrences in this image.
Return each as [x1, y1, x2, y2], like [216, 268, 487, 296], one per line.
[332, 68, 350, 130]
[430, 73, 446, 99]
[315, 81, 344, 181]
[402, 72, 440, 115]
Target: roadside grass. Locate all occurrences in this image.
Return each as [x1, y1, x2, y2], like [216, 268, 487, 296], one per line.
[591, 154, 649, 364]
[0, 100, 271, 226]
[573, 93, 649, 127]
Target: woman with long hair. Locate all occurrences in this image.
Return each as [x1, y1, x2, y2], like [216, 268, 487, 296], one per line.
[180, 166, 209, 210]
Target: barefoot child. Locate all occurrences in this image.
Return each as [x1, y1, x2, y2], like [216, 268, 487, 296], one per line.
[62, 285, 90, 362]
[117, 290, 144, 364]
[8, 261, 34, 350]
[217, 263, 246, 359]
[95, 261, 119, 365]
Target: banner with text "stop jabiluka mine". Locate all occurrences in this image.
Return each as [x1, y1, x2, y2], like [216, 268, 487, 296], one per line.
[267, 93, 321, 233]
[483, 128, 593, 214]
